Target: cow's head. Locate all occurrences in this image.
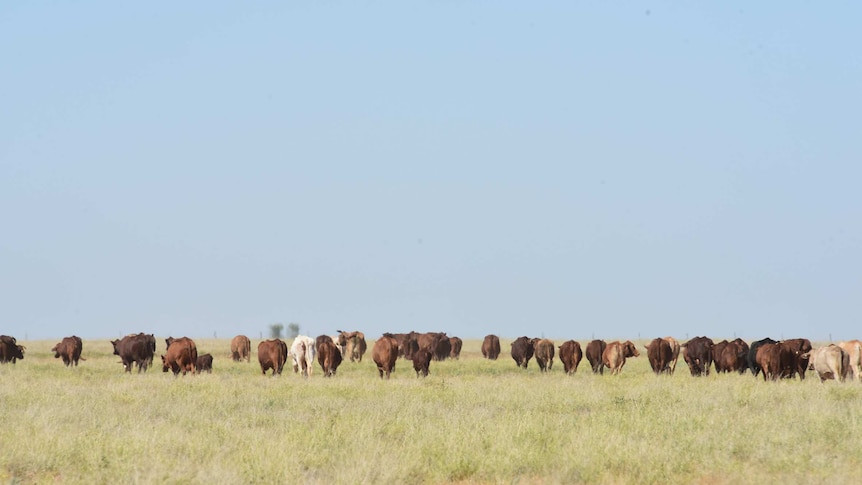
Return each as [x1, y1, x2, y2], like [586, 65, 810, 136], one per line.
[52, 344, 61, 358]
[161, 355, 169, 373]
[624, 341, 640, 358]
[111, 340, 120, 355]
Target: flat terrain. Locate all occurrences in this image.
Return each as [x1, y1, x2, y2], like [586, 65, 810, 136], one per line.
[1, 338, 860, 484]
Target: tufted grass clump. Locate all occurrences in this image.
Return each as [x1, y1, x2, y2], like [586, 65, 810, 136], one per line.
[1, 338, 861, 484]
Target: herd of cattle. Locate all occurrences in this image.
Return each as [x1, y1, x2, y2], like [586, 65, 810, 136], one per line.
[1, 332, 860, 383]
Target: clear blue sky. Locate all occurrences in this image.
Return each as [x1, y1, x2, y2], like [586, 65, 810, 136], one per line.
[2, 2, 860, 342]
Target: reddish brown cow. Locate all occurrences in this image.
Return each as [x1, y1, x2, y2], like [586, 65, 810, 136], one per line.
[558, 340, 583, 375]
[196, 353, 213, 374]
[373, 334, 399, 379]
[585, 340, 607, 374]
[52, 336, 83, 367]
[533, 339, 555, 372]
[162, 338, 197, 376]
[602, 340, 640, 375]
[449, 337, 463, 360]
[316, 339, 343, 377]
[231, 335, 251, 362]
[712, 340, 730, 373]
[412, 348, 432, 377]
[756, 342, 784, 381]
[780, 338, 812, 379]
[257, 339, 288, 376]
[482, 335, 501, 360]
[645, 338, 672, 375]
[510, 336, 535, 369]
[717, 338, 750, 374]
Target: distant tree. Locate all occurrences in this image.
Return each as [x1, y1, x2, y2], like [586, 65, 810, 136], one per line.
[287, 323, 300, 339]
[269, 323, 284, 339]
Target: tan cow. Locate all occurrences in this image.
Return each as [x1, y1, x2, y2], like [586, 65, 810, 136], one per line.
[231, 335, 251, 362]
[805, 345, 848, 383]
[662, 337, 680, 374]
[337, 330, 368, 363]
[838, 340, 862, 382]
[533, 339, 555, 372]
[602, 340, 640, 375]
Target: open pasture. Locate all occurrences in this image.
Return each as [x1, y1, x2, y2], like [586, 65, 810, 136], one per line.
[2, 337, 861, 484]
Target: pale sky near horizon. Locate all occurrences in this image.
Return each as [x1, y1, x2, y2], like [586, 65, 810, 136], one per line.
[2, 2, 860, 342]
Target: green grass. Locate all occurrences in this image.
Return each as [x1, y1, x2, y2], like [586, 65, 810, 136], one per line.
[1, 338, 860, 484]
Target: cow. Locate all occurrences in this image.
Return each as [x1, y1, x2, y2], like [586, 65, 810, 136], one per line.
[412, 348, 432, 377]
[533, 339, 555, 372]
[780, 338, 812, 379]
[434, 335, 452, 362]
[258, 339, 288, 376]
[196, 353, 213, 374]
[510, 336, 535, 369]
[645, 338, 672, 375]
[52, 336, 83, 367]
[0, 335, 25, 364]
[558, 340, 583, 375]
[682, 336, 714, 377]
[399, 332, 420, 360]
[748, 337, 777, 377]
[482, 335, 501, 360]
[756, 342, 795, 381]
[805, 345, 848, 383]
[449, 337, 463, 360]
[602, 340, 640, 375]
[161, 337, 198, 376]
[337, 330, 367, 363]
[290, 335, 316, 378]
[231, 335, 251, 362]
[585, 340, 607, 374]
[373, 333, 399, 379]
[662, 337, 680, 374]
[838, 340, 862, 382]
[716, 338, 749, 374]
[111, 333, 155, 373]
[316, 338, 342, 377]
[712, 340, 730, 373]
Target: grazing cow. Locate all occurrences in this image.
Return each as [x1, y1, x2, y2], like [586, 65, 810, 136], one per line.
[645, 338, 672, 375]
[258, 339, 288, 376]
[161, 338, 198, 376]
[533, 339, 555, 372]
[316, 339, 343, 377]
[290, 335, 316, 378]
[196, 353, 213, 374]
[231, 335, 251, 362]
[0, 335, 25, 364]
[838, 340, 862, 382]
[662, 337, 680, 374]
[748, 337, 777, 377]
[412, 348, 432, 377]
[805, 345, 848, 383]
[558, 340, 583, 375]
[482, 335, 501, 360]
[780, 338, 812, 379]
[510, 337, 535, 369]
[373, 333, 399, 379]
[52, 336, 83, 367]
[585, 340, 607, 374]
[111, 333, 155, 373]
[682, 336, 714, 377]
[337, 330, 368, 363]
[449, 337, 463, 360]
[602, 340, 640, 375]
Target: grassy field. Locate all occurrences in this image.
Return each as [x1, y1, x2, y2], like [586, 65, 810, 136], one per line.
[1, 337, 860, 484]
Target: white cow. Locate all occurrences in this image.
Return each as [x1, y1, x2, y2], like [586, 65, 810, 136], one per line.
[837, 340, 862, 382]
[289, 335, 316, 378]
[805, 345, 848, 383]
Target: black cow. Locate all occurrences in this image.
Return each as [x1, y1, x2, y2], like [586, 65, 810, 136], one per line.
[111, 333, 156, 373]
[682, 336, 714, 377]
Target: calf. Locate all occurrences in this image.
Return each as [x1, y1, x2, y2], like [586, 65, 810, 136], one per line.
[196, 353, 213, 374]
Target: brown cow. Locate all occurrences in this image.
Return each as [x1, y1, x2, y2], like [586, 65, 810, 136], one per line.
[510, 336, 535, 369]
[585, 340, 607, 374]
[662, 337, 680, 374]
[449, 337, 463, 360]
[111, 333, 154, 373]
[434, 334, 452, 361]
[337, 330, 368, 363]
[711, 340, 730, 373]
[533, 339, 555, 372]
[373, 333, 399, 379]
[756, 342, 788, 381]
[716, 338, 749, 374]
[412, 348, 432, 377]
[682, 336, 714, 377]
[838, 340, 862, 382]
[482, 334, 501, 360]
[162, 338, 197, 376]
[52, 336, 83, 367]
[317, 339, 343, 377]
[0, 335, 25, 364]
[602, 340, 640, 375]
[558, 340, 583, 375]
[258, 339, 288, 376]
[196, 353, 213, 374]
[645, 338, 672, 375]
[780, 338, 812, 379]
[231, 335, 251, 362]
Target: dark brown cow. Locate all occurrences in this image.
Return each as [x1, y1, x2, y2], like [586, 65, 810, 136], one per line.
[434, 335, 451, 361]
[717, 338, 749, 374]
[316, 339, 343, 377]
[412, 348, 432, 377]
[257, 339, 288, 376]
[780, 338, 812, 379]
[373, 333, 399, 379]
[602, 340, 640, 375]
[748, 337, 777, 376]
[510, 336, 535, 369]
[111, 333, 155, 373]
[482, 334, 501, 360]
[756, 342, 784, 381]
[533, 339, 555, 372]
[196, 353, 213, 374]
[52, 336, 83, 367]
[162, 338, 198, 376]
[231, 335, 251, 362]
[711, 340, 730, 373]
[682, 336, 714, 377]
[449, 337, 463, 360]
[645, 338, 672, 375]
[558, 340, 583, 375]
[337, 330, 368, 363]
[585, 340, 607, 374]
[0, 335, 25, 364]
